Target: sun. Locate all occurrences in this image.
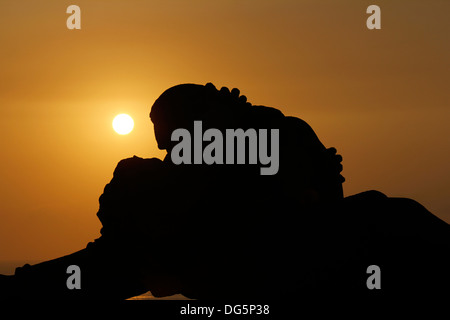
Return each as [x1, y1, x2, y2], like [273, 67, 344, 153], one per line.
[113, 114, 134, 135]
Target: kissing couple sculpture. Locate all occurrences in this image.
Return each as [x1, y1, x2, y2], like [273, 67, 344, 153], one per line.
[1, 83, 449, 300]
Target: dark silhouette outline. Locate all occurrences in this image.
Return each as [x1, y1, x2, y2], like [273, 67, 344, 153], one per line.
[0, 83, 448, 300]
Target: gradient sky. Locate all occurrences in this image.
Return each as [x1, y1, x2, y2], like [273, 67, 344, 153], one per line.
[0, 0, 449, 262]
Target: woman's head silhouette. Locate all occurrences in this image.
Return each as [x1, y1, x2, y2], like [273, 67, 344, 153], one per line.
[150, 82, 344, 203]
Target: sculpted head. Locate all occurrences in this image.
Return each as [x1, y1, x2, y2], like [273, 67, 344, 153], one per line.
[150, 83, 344, 201]
[150, 83, 251, 151]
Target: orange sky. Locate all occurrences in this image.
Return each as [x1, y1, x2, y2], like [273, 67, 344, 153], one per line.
[0, 0, 449, 262]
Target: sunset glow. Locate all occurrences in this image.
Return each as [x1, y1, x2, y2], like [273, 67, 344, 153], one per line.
[113, 114, 134, 135]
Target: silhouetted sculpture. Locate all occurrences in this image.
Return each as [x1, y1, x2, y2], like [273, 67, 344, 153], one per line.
[0, 83, 449, 300]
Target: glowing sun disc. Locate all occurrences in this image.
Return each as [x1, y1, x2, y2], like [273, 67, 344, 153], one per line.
[113, 114, 134, 135]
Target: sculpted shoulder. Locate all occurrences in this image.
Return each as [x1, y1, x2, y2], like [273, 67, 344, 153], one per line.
[113, 156, 165, 180]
